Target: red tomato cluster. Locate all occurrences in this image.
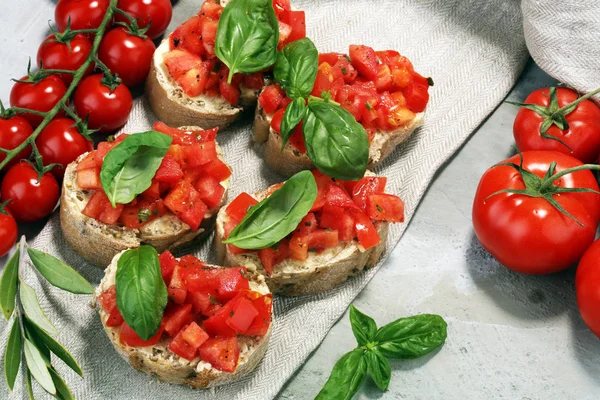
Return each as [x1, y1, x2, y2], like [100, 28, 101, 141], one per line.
[472, 86, 600, 339]
[98, 251, 273, 371]
[224, 171, 404, 275]
[77, 123, 230, 231]
[164, 0, 305, 104]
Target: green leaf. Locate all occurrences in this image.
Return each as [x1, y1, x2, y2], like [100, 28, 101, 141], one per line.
[349, 305, 377, 346]
[374, 314, 447, 359]
[27, 248, 93, 294]
[23, 319, 51, 366]
[0, 248, 20, 320]
[24, 339, 56, 395]
[4, 319, 22, 390]
[280, 97, 306, 150]
[315, 349, 367, 400]
[25, 319, 83, 376]
[49, 368, 75, 400]
[100, 131, 172, 207]
[364, 349, 391, 391]
[274, 37, 319, 99]
[223, 170, 317, 249]
[25, 369, 34, 400]
[116, 246, 168, 340]
[303, 99, 369, 180]
[215, 0, 279, 83]
[19, 280, 58, 336]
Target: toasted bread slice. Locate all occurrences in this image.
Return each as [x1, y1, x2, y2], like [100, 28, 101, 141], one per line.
[253, 102, 425, 177]
[95, 251, 272, 388]
[146, 39, 259, 129]
[60, 130, 230, 267]
[214, 176, 389, 296]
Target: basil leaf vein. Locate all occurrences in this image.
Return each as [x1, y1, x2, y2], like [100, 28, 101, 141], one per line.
[116, 246, 168, 340]
[215, 0, 279, 83]
[0, 248, 19, 320]
[280, 97, 306, 150]
[274, 37, 319, 99]
[364, 349, 391, 391]
[223, 170, 317, 249]
[27, 248, 93, 295]
[349, 304, 377, 346]
[315, 349, 367, 400]
[303, 99, 369, 180]
[100, 131, 172, 208]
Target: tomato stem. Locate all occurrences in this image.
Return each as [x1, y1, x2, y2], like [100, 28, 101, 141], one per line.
[539, 163, 600, 192]
[0, 0, 119, 171]
[557, 87, 600, 114]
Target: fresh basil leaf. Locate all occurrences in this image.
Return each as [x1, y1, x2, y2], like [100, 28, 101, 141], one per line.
[274, 37, 319, 99]
[49, 367, 75, 400]
[374, 314, 447, 359]
[19, 279, 58, 337]
[116, 246, 168, 340]
[25, 369, 34, 400]
[365, 349, 391, 391]
[0, 248, 19, 320]
[4, 320, 22, 391]
[349, 305, 377, 346]
[24, 339, 56, 395]
[100, 131, 172, 207]
[280, 97, 306, 150]
[304, 99, 369, 180]
[27, 248, 93, 295]
[215, 0, 279, 83]
[26, 320, 83, 376]
[316, 349, 367, 400]
[223, 170, 317, 249]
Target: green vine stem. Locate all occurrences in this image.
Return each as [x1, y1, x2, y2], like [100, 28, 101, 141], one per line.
[0, 0, 119, 172]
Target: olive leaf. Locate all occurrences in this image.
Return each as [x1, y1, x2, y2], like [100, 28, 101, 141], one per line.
[24, 339, 56, 395]
[274, 37, 319, 99]
[27, 248, 93, 295]
[49, 367, 75, 400]
[100, 131, 172, 207]
[4, 320, 22, 391]
[25, 369, 34, 400]
[116, 246, 168, 340]
[0, 248, 19, 320]
[19, 279, 58, 336]
[223, 170, 317, 249]
[26, 320, 83, 376]
[215, 0, 279, 83]
[315, 349, 367, 400]
[280, 97, 306, 150]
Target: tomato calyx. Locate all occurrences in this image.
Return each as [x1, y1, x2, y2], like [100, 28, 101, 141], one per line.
[24, 157, 59, 183]
[0, 200, 11, 216]
[113, 8, 151, 39]
[507, 86, 600, 151]
[486, 150, 600, 226]
[92, 56, 124, 92]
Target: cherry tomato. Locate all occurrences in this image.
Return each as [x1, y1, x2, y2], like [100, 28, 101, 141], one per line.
[37, 118, 93, 179]
[73, 74, 133, 133]
[1, 162, 60, 222]
[55, 0, 110, 32]
[98, 27, 156, 87]
[0, 208, 17, 258]
[576, 239, 600, 339]
[114, 0, 173, 39]
[514, 87, 600, 164]
[37, 33, 93, 86]
[0, 116, 32, 171]
[9, 75, 67, 127]
[472, 151, 600, 275]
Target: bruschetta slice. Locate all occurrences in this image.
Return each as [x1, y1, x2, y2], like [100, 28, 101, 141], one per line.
[215, 170, 405, 296]
[95, 250, 272, 388]
[61, 123, 232, 267]
[146, 0, 306, 129]
[254, 46, 430, 177]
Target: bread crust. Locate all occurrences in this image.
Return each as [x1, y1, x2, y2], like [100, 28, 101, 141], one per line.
[60, 132, 230, 267]
[95, 252, 272, 388]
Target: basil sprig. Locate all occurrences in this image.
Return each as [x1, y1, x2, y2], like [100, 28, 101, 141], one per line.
[223, 170, 317, 249]
[215, 0, 279, 83]
[316, 305, 448, 399]
[116, 246, 168, 340]
[274, 37, 319, 99]
[100, 131, 172, 208]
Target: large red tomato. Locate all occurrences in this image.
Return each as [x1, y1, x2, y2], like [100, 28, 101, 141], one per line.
[73, 74, 133, 133]
[0, 207, 17, 258]
[0, 116, 32, 171]
[37, 33, 93, 85]
[1, 162, 60, 222]
[513, 87, 600, 164]
[114, 0, 173, 39]
[36, 118, 94, 179]
[472, 151, 600, 274]
[9, 75, 67, 127]
[98, 27, 156, 87]
[576, 239, 600, 339]
[55, 0, 110, 32]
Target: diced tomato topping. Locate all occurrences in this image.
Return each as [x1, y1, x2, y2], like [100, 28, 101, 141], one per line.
[308, 229, 339, 249]
[294, 213, 317, 236]
[170, 16, 204, 55]
[349, 209, 381, 250]
[325, 182, 360, 210]
[182, 141, 218, 168]
[244, 293, 272, 336]
[98, 286, 124, 326]
[153, 122, 218, 144]
[82, 192, 124, 225]
[318, 53, 343, 66]
[404, 75, 430, 113]
[203, 297, 240, 337]
[367, 194, 405, 222]
[200, 17, 218, 55]
[188, 291, 217, 316]
[202, 158, 232, 182]
[288, 233, 308, 261]
[320, 204, 355, 242]
[288, 123, 306, 152]
[273, 0, 291, 16]
[198, 337, 239, 373]
[226, 192, 258, 222]
[226, 297, 259, 334]
[120, 322, 164, 347]
[159, 250, 178, 283]
[352, 176, 387, 211]
[77, 152, 98, 171]
[194, 175, 225, 209]
[168, 265, 187, 304]
[76, 167, 102, 190]
[279, 10, 306, 45]
[215, 267, 250, 302]
[270, 108, 285, 134]
[181, 322, 209, 350]
[259, 85, 286, 115]
[163, 303, 193, 337]
[243, 72, 264, 90]
[224, 219, 248, 256]
[257, 240, 290, 275]
[164, 181, 208, 231]
[278, 21, 292, 49]
[349, 45, 378, 80]
[310, 171, 332, 212]
[311, 62, 335, 97]
[154, 155, 184, 183]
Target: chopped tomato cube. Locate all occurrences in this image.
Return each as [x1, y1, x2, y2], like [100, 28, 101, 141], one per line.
[159, 250, 178, 283]
[273, 0, 291, 16]
[77, 151, 98, 171]
[333, 58, 358, 84]
[244, 294, 272, 336]
[188, 291, 218, 316]
[375, 64, 393, 91]
[218, 65, 241, 105]
[352, 176, 387, 211]
[183, 141, 217, 168]
[279, 10, 306, 44]
[270, 108, 285, 133]
[258, 84, 285, 115]
[82, 191, 124, 225]
[164, 181, 208, 230]
[288, 122, 306, 153]
[367, 194, 405, 222]
[311, 62, 334, 97]
[198, 337, 239, 372]
[168, 328, 198, 360]
[203, 297, 240, 337]
[319, 53, 344, 65]
[277, 21, 292, 49]
[310, 170, 332, 212]
[216, 267, 250, 302]
[140, 180, 162, 201]
[226, 192, 258, 222]
[320, 204, 355, 242]
[288, 233, 308, 261]
[153, 122, 218, 145]
[200, 1, 223, 19]
[163, 303, 193, 336]
[226, 297, 259, 334]
[308, 229, 339, 249]
[169, 16, 204, 55]
[180, 322, 209, 351]
[349, 209, 381, 250]
[154, 155, 184, 183]
[325, 182, 360, 209]
[98, 286, 118, 314]
[243, 72, 264, 90]
[200, 17, 218, 55]
[76, 167, 102, 190]
[202, 158, 231, 182]
[106, 310, 124, 327]
[168, 265, 187, 304]
[403, 76, 429, 113]
[224, 219, 248, 256]
[258, 247, 277, 274]
[194, 175, 225, 209]
[349, 45, 377, 80]
[294, 213, 317, 236]
[120, 322, 163, 347]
